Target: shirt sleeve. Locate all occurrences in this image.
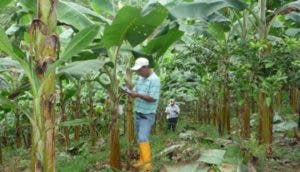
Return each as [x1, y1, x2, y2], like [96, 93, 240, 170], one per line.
[149, 78, 160, 100]
[176, 105, 180, 113]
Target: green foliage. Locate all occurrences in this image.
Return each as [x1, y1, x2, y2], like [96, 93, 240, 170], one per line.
[57, 1, 94, 30]
[60, 25, 100, 62]
[169, 0, 247, 19]
[0, 0, 13, 8]
[143, 28, 184, 57]
[102, 3, 168, 48]
[91, 0, 113, 16]
[58, 59, 106, 78]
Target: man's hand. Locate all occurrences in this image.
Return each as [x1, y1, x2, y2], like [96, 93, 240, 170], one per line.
[128, 91, 138, 98]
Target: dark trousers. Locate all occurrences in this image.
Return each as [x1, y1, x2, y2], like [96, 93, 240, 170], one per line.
[167, 117, 178, 132]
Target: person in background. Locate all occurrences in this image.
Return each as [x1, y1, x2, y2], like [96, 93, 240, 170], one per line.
[165, 99, 180, 132]
[126, 57, 160, 171]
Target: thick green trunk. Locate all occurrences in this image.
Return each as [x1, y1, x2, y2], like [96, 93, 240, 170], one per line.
[258, 91, 273, 155]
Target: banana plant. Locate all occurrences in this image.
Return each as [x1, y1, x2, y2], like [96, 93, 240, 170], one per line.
[100, 2, 183, 169]
[0, 0, 99, 171]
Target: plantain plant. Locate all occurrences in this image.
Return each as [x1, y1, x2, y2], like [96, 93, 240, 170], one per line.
[0, 0, 99, 171]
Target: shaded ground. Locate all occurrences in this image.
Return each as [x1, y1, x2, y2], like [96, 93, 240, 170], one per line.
[0, 115, 299, 172]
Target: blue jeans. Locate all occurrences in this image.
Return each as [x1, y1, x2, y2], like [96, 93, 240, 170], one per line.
[135, 112, 156, 143]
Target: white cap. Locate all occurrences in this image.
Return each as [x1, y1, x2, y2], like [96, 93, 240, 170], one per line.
[131, 57, 149, 70]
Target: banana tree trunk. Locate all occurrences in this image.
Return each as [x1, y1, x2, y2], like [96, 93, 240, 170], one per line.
[289, 86, 299, 114]
[258, 91, 273, 155]
[108, 48, 121, 170]
[59, 79, 69, 147]
[29, 0, 58, 171]
[15, 109, 22, 148]
[220, 67, 231, 135]
[125, 59, 134, 164]
[74, 80, 81, 141]
[87, 81, 97, 147]
[241, 92, 250, 138]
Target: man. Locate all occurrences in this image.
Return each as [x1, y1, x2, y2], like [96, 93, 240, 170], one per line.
[165, 99, 180, 132]
[127, 57, 160, 171]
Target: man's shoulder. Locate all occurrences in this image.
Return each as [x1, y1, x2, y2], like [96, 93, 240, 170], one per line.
[150, 73, 160, 82]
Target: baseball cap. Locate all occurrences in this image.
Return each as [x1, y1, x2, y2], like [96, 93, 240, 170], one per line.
[131, 57, 149, 70]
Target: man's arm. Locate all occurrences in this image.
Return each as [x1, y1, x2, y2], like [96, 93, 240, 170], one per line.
[128, 92, 156, 102]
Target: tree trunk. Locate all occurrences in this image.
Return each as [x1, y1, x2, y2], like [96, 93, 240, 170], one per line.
[274, 91, 282, 113]
[125, 61, 134, 142]
[222, 84, 230, 135]
[108, 47, 121, 170]
[87, 81, 97, 147]
[258, 91, 273, 155]
[74, 80, 81, 141]
[15, 109, 22, 148]
[29, 0, 58, 170]
[289, 86, 299, 114]
[241, 92, 250, 138]
[109, 86, 121, 170]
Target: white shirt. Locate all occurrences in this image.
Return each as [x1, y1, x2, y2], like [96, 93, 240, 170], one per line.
[165, 104, 180, 119]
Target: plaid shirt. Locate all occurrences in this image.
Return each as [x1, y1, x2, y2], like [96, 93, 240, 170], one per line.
[133, 72, 160, 114]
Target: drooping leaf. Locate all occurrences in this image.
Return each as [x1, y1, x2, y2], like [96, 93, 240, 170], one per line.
[102, 6, 140, 48]
[0, 95, 15, 110]
[142, 28, 184, 57]
[19, 0, 36, 13]
[0, 27, 16, 59]
[91, 0, 114, 16]
[285, 28, 300, 36]
[60, 24, 100, 62]
[0, 0, 13, 8]
[207, 22, 230, 41]
[63, 87, 76, 101]
[285, 12, 300, 23]
[273, 121, 298, 132]
[58, 59, 106, 78]
[102, 3, 168, 48]
[0, 57, 23, 73]
[59, 1, 110, 24]
[57, 1, 94, 30]
[169, 0, 248, 19]
[130, 3, 169, 46]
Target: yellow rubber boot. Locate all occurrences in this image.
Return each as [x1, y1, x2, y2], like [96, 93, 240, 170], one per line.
[132, 144, 144, 168]
[140, 142, 152, 172]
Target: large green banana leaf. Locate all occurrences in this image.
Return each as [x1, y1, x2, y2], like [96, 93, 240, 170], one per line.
[58, 59, 106, 78]
[142, 28, 183, 57]
[0, 0, 13, 8]
[102, 3, 168, 48]
[169, 0, 248, 19]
